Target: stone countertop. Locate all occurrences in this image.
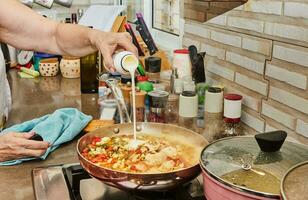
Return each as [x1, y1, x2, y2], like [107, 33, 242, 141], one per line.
[0, 69, 99, 200]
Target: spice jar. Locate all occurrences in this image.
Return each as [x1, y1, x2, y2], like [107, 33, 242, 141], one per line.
[147, 90, 169, 123]
[165, 94, 179, 124]
[130, 89, 146, 122]
[218, 94, 243, 139]
[179, 91, 198, 130]
[203, 87, 224, 142]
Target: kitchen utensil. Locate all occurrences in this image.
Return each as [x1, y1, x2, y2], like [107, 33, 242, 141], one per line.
[39, 58, 59, 77]
[60, 56, 80, 78]
[17, 50, 33, 66]
[188, 45, 206, 84]
[200, 134, 308, 200]
[77, 122, 208, 191]
[281, 160, 308, 200]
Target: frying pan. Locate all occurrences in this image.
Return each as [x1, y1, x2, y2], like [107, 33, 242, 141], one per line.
[77, 122, 208, 191]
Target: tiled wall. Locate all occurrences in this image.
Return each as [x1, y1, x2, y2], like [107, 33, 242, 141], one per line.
[183, 0, 308, 144]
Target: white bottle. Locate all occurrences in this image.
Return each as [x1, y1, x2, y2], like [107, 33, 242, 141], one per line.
[113, 51, 139, 74]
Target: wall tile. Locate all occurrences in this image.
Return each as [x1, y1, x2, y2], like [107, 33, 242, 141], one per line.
[227, 16, 264, 33]
[242, 36, 272, 56]
[206, 57, 235, 81]
[273, 43, 308, 68]
[265, 22, 308, 43]
[211, 30, 242, 47]
[262, 101, 296, 130]
[235, 73, 268, 95]
[242, 110, 265, 133]
[184, 22, 211, 38]
[269, 86, 308, 115]
[201, 43, 226, 60]
[265, 62, 307, 90]
[182, 36, 201, 50]
[243, 0, 283, 15]
[284, 2, 308, 19]
[296, 119, 308, 138]
[226, 51, 264, 74]
[208, 15, 227, 26]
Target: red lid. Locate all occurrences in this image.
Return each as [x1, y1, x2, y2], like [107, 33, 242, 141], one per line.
[124, 23, 131, 29]
[224, 94, 243, 101]
[137, 76, 149, 82]
[224, 117, 241, 123]
[174, 49, 189, 54]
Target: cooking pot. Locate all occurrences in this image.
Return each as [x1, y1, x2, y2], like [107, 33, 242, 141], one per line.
[281, 160, 308, 200]
[77, 122, 208, 191]
[200, 131, 308, 200]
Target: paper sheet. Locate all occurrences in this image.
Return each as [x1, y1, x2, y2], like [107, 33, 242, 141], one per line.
[78, 5, 127, 31]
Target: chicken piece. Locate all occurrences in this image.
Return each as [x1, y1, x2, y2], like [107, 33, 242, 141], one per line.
[144, 151, 167, 166]
[159, 160, 175, 172]
[135, 162, 148, 172]
[161, 146, 177, 159]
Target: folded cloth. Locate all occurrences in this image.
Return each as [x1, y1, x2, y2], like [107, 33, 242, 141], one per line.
[0, 108, 92, 166]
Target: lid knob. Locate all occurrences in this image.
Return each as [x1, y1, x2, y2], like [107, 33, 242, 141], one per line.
[255, 130, 287, 152]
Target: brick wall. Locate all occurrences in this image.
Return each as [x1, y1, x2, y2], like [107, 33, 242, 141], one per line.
[183, 0, 308, 144]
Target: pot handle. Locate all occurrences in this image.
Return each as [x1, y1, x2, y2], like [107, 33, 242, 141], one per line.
[255, 130, 287, 152]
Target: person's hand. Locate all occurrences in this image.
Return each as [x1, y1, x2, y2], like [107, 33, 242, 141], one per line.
[0, 132, 50, 162]
[90, 31, 138, 72]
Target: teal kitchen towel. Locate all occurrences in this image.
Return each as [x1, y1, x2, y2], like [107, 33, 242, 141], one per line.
[0, 108, 92, 166]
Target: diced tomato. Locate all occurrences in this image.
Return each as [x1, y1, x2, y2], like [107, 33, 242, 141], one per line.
[110, 158, 117, 164]
[107, 146, 113, 151]
[82, 147, 89, 153]
[135, 149, 142, 154]
[97, 154, 107, 160]
[91, 137, 101, 145]
[88, 144, 96, 149]
[130, 165, 137, 171]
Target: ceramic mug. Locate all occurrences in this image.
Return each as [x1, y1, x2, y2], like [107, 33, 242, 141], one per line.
[60, 56, 80, 78]
[39, 58, 59, 77]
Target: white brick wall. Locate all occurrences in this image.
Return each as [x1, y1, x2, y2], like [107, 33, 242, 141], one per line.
[265, 63, 307, 90]
[206, 58, 235, 81]
[210, 30, 241, 47]
[226, 51, 264, 74]
[269, 86, 308, 115]
[262, 102, 296, 130]
[242, 36, 272, 56]
[296, 119, 308, 138]
[208, 15, 227, 26]
[235, 73, 268, 95]
[184, 23, 211, 38]
[228, 16, 264, 33]
[182, 36, 200, 50]
[273, 44, 308, 68]
[243, 0, 283, 15]
[284, 2, 308, 19]
[242, 110, 265, 133]
[201, 43, 226, 60]
[265, 22, 308, 43]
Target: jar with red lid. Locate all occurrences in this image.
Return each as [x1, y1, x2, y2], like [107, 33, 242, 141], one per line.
[218, 94, 243, 139]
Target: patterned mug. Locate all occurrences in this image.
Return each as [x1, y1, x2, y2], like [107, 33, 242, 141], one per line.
[60, 56, 80, 79]
[39, 58, 59, 77]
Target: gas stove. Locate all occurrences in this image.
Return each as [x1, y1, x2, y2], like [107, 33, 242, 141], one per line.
[32, 163, 206, 200]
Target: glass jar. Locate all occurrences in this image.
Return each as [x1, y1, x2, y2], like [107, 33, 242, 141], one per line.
[80, 51, 98, 93]
[147, 90, 169, 123]
[165, 94, 179, 124]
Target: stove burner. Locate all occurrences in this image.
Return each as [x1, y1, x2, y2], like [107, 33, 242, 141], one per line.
[32, 163, 206, 200]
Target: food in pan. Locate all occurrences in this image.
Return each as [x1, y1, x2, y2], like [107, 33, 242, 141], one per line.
[81, 134, 194, 173]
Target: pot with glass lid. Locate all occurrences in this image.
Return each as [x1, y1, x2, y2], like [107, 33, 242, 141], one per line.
[200, 131, 308, 200]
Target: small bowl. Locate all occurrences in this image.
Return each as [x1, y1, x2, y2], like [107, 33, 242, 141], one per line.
[60, 56, 80, 78]
[39, 58, 59, 77]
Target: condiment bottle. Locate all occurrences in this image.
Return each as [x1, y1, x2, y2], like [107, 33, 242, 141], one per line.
[80, 51, 98, 93]
[165, 94, 179, 124]
[130, 88, 146, 122]
[179, 91, 198, 130]
[71, 13, 77, 24]
[203, 87, 224, 142]
[145, 56, 161, 80]
[147, 90, 169, 123]
[219, 94, 243, 138]
[113, 51, 139, 74]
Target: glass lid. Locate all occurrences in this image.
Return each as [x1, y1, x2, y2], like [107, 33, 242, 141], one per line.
[281, 161, 308, 200]
[200, 136, 308, 196]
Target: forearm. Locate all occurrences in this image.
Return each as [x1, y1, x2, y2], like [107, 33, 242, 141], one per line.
[0, 0, 97, 57]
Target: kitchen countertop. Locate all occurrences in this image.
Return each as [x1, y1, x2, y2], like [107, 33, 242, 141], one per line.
[0, 69, 100, 200]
